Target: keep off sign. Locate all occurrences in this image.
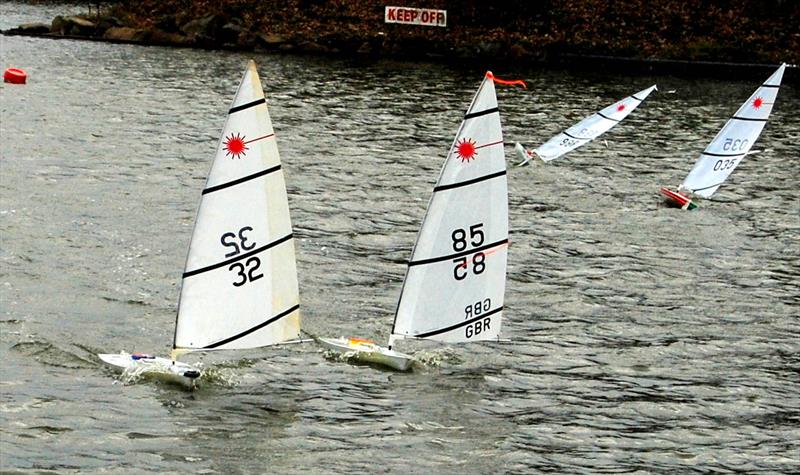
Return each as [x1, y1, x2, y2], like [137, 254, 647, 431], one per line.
[385, 6, 447, 27]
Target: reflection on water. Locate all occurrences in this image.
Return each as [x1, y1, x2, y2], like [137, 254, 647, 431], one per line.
[1, 2, 799, 473]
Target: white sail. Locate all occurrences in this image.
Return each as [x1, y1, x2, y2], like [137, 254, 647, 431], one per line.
[533, 84, 657, 162]
[681, 64, 786, 198]
[173, 61, 300, 351]
[390, 73, 508, 345]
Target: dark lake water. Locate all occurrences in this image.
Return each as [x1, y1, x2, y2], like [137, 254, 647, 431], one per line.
[1, 2, 798, 473]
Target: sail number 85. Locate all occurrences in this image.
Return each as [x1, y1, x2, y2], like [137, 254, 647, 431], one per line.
[451, 223, 486, 281]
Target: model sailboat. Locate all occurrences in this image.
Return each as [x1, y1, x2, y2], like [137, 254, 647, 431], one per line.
[319, 72, 512, 370]
[515, 84, 657, 165]
[660, 63, 786, 210]
[99, 60, 301, 385]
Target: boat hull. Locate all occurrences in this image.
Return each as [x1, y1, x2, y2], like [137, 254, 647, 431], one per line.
[317, 337, 414, 371]
[98, 352, 201, 386]
[660, 187, 698, 210]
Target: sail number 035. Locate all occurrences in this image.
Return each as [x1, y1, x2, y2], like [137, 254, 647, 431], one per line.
[713, 138, 748, 172]
[220, 226, 263, 286]
[451, 223, 486, 280]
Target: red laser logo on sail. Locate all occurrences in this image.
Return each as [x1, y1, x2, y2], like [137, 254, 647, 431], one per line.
[617, 103, 626, 112]
[752, 97, 763, 109]
[456, 137, 477, 162]
[224, 132, 248, 159]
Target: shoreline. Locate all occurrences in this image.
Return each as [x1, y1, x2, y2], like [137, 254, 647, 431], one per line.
[3, 28, 794, 83]
[3, 0, 797, 83]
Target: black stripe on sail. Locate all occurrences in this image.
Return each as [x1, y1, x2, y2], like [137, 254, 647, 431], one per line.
[761, 83, 780, 88]
[229, 98, 266, 114]
[434, 170, 506, 192]
[701, 151, 746, 157]
[183, 233, 293, 278]
[408, 238, 508, 267]
[562, 131, 590, 141]
[692, 181, 724, 192]
[464, 107, 499, 120]
[597, 111, 620, 122]
[203, 164, 281, 195]
[413, 306, 503, 339]
[203, 304, 299, 349]
[731, 116, 768, 122]
[631, 94, 644, 101]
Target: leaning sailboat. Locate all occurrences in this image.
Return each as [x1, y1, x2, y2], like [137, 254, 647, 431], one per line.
[99, 60, 301, 385]
[515, 84, 657, 165]
[319, 72, 514, 370]
[660, 63, 786, 210]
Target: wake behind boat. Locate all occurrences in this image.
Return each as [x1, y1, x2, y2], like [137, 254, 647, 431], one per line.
[99, 60, 302, 386]
[661, 63, 786, 210]
[320, 72, 519, 371]
[515, 84, 657, 165]
[317, 337, 414, 371]
[98, 353, 201, 386]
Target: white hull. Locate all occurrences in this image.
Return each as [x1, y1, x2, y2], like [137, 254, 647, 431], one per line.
[317, 337, 414, 371]
[98, 352, 201, 387]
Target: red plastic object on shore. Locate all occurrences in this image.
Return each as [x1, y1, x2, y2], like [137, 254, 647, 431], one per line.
[4, 67, 27, 84]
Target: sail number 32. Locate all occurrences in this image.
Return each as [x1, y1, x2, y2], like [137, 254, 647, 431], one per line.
[221, 226, 263, 286]
[451, 223, 486, 280]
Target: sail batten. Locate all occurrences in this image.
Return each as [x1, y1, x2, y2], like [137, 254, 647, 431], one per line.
[701, 151, 747, 158]
[433, 169, 506, 192]
[173, 60, 301, 351]
[408, 238, 509, 267]
[229, 98, 266, 114]
[202, 163, 281, 194]
[730, 116, 769, 122]
[200, 304, 300, 349]
[464, 107, 499, 120]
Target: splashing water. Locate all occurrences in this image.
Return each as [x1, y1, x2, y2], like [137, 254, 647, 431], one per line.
[116, 360, 240, 389]
[412, 347, 463, 368]
[198, 366, 240, 388]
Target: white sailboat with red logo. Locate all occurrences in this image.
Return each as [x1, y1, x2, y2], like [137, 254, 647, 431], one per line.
[99, 60, 301, 386]
[319, 72, 514, 370]
[515, 84, 657, 165]
[660, 63, 786, 210]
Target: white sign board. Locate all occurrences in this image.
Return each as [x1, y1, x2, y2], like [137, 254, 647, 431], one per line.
[385, 6, 447, 27]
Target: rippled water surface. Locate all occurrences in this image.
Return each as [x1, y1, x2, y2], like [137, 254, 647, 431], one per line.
[1, 2, 799, 473]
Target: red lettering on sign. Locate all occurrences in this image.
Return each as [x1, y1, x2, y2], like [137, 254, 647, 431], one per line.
[385, 6, 447, 27]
